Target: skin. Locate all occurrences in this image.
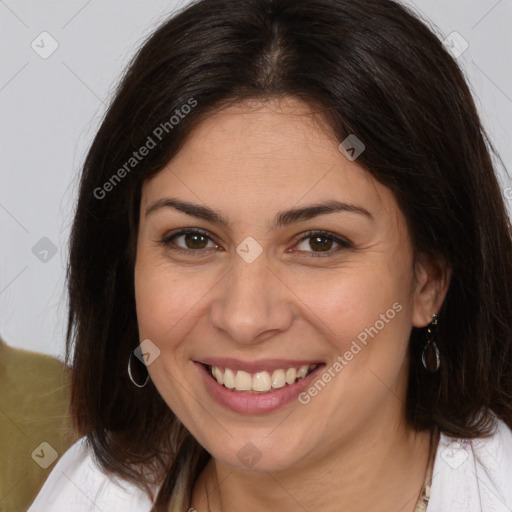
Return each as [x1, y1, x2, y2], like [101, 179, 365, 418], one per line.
[134, 96, 451, 512]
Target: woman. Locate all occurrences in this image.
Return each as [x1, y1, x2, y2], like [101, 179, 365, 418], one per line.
[29, 0, 512, 511]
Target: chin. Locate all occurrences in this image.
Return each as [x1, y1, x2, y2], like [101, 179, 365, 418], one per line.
[203, 431, 313, 473]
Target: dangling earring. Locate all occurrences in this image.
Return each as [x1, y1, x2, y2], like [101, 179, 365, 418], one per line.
[421, 313, 440, 373]
[128, 351, 150, 388]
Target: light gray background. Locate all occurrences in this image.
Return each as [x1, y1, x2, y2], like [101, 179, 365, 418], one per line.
[1, 0, 511, 361]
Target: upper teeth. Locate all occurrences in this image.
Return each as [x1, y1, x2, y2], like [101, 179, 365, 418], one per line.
[210, 365, 316, 393]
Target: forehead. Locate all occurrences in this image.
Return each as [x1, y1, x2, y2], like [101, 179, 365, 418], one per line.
[140, 97, 393, 221]
[166, 97, 342, 174]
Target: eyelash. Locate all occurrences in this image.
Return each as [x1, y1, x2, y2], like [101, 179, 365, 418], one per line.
[158, 228, 352, 258]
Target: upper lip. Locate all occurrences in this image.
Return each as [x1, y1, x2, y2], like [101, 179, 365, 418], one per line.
[196, 357, 324, 373]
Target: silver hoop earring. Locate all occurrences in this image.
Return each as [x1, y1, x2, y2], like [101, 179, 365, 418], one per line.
[128, 352, 150, 388]
[421, 313, 440, 373]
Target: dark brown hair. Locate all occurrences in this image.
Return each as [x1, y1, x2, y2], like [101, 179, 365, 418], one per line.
[65, 0, 512, 509]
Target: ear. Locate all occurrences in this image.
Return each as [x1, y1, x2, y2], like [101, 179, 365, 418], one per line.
[411, 252, 452, 328]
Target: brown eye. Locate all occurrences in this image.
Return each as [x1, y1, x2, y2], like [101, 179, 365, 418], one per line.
[295, 231, 351, 257]
[308, 235, 334, 252]
[181, 232, 209, 249]
[160, 229, 218, 254]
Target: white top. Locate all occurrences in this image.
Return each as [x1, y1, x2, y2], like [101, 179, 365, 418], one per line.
[29, 418, 512, 512]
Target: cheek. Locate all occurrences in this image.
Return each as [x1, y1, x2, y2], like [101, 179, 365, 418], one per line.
[134, 255, 215, 351]
[134, 256, 184, 340]
[294, 264, 410, 346]
[294, 271, 414, 401]
[134, 260, 195, 398]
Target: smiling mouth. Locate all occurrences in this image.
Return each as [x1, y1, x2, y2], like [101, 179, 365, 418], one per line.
[204, 363, 319, 394]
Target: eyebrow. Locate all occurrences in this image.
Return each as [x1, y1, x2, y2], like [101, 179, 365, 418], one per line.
[145, 197, 373, 229]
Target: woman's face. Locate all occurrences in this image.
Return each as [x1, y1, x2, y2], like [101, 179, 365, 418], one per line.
[134, 97, 447, 472]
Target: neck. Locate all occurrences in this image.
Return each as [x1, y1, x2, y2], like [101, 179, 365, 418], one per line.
[192, 415, 433, 512]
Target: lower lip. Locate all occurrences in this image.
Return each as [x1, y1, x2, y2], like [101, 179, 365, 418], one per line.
[195, 362, 325, 414]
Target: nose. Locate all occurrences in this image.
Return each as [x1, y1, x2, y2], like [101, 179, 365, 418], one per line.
[208, 251, 295, 345]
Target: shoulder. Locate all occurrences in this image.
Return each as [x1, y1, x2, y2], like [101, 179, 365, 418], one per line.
[428, 416, 512, 512]
[0, 339, 69, 384]
[28, 436, 157, 512]
[0, 340, 78, 511]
